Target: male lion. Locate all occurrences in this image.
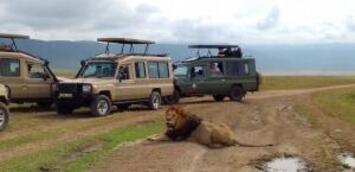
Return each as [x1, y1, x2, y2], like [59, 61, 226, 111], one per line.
[149, 106, 273, 148]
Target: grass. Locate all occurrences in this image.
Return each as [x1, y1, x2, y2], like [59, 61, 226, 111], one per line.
[313, 87, 355, 124]
[260, 76, 355, 90]
[0, 121, 164, 172]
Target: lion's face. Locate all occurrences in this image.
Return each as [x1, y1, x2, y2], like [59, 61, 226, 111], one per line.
[165, 106, 187, 131]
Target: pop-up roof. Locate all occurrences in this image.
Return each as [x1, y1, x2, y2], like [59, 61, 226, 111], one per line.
[188, 44, 240, 49]
[97, 37, 155, 54]
[0, 33, 30, 51]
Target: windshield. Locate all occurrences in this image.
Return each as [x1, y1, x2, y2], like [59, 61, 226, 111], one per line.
[79, 63, 117, 78]
[174, 65, 188, 76]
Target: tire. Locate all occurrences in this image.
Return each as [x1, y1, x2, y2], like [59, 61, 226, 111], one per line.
[56, 102, 74, 115]
[213, 95, 225, 101]
[91, 95, 112, 116]
[0, 102, 9, 131]
[37, 101, 53, 109]
[229, 85, 246, 102]
[163, 89, 180, 105]
[148, 91, 161, 110]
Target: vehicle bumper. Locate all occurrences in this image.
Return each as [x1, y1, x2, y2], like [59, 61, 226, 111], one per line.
[56, 92, 94, 108]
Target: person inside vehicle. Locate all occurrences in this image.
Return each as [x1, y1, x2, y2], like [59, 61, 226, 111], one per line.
[217, 48, 226, 57]
[232, 47, 243, 58]
[210, 62, 223, 75]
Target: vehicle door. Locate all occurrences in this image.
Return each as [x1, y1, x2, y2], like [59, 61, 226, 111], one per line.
[0, 58, 26, 99]
[114, 63, 137, 101]
[25, 62, 53, 99]
[129, 61, 150, 99]
[205, 61, 229, 94]
[187, 65, 209, 95]
[225, 60, 252, 90]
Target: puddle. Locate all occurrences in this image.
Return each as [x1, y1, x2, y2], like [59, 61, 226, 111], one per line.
[337, 152, 355, 170]
[258, 155, 312, 172]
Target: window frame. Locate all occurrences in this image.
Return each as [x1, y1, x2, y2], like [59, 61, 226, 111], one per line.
[26, 63, 47, 81]
[0, 58, 21, 77]
[147, 61, 170, 79]
[225, 61, 250, 76]
[134, 61, 147, 79]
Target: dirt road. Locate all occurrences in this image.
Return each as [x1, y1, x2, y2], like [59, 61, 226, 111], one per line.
[91, 84, 355, 172]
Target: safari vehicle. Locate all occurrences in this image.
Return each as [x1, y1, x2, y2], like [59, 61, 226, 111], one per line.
[0, 84, 10, 131]
[166, 45, 260, 104]
[0, 33, 59, 108]
[55, 38, 174, 116]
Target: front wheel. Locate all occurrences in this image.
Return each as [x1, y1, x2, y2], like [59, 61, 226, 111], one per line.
[0, 102, 9, 131]
[229, 86, 246, 102]
[148, 91, 161, 110]
[91, 95, 112, 117]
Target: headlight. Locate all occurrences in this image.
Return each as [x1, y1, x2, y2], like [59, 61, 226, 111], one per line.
[82, 84, 92, 93]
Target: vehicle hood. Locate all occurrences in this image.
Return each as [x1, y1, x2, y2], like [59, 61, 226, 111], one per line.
[60, 78, 115, 85]
[57, 76, 75, 82]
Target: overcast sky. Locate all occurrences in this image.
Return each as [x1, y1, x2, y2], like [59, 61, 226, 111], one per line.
[1, 0, 355, 44]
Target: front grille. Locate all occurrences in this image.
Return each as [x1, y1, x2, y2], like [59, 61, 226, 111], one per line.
[58, 84, 81, 93]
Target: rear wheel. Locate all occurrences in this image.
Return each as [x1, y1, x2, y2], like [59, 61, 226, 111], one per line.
[148, 91, 161, 110]
[0, 102, 9, 131]
[213, 95, 225, 101]
[163, 89, 180, 105]
[91, 95, 112, 117]
[229, 86, 246, 102]
[56, 102, 74, 115]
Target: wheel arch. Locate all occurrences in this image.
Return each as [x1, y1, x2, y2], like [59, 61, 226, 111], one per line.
[99, 90, 112, 100]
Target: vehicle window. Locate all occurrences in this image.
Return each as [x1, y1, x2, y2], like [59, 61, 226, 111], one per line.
[80, 63, 117, 78]
[118, 65, 130, 80]
[27, 64, 47, 80]
[135, 62, 146, 79]
[174, 65, 188, 76]
[0, 58, 20, 77]
[226, 62, 250, 76]
[191, 66, 204, 78]
[209, 62, 224, 77]
[158, 62, 169, 78]
[148, 62, 159, 78]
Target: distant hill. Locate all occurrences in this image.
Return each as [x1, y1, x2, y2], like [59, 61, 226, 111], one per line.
[8, 39, 355, 75]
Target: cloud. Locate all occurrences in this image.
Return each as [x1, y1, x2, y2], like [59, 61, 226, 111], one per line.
[346, 16, 355, 31]
[257, 6, 280, 30]
[0, 0, 355, 43]
[0, 0, 105, 29]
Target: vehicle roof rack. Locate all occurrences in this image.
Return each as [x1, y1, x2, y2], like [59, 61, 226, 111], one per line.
[97, 37, 155, 44]
[0, 33, 30, 51]
[188, 44, 240, 49]
[97, 37, 155, 55]
[188, 44, 241, 58]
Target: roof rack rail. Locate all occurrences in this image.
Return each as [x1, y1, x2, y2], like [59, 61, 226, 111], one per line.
[97, 37, 155, 55]
[188, 44, 240, 49]
[0, 33, 30, 51]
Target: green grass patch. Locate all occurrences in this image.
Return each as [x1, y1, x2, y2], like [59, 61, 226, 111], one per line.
[314, 87, 355, 124]
[260, 76, 355, 90]
[0, 121, 164, 172]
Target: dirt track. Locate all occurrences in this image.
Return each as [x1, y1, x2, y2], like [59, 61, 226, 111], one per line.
[91, 84, 355, 172]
